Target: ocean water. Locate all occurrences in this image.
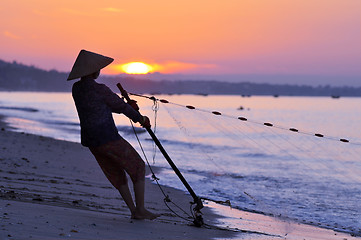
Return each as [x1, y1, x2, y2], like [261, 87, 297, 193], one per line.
[0, 91, 360, 236]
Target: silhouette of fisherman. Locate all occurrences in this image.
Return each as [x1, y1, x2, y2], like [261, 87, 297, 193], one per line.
[68, 49, 159, 220]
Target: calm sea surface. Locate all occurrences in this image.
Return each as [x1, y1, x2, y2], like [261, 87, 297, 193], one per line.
[1, 91, 360, 236]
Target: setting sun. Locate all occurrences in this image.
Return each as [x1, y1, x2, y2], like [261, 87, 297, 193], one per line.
[121, 62, 153, 74]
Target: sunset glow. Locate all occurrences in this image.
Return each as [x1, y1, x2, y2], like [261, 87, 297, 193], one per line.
[0, 0, 360, 85]
[120, 62, 153, 74]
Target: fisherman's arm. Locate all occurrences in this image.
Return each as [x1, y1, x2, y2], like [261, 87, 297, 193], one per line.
[100, 85, 150, 127]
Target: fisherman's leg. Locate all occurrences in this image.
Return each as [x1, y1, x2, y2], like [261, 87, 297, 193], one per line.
[92, 139, 159, 219]
[98, 167, 139, 216]
[121, 159, 159, 219]
[89, 144, 137, 215]
[132, 179, 160, 220]
[117, 182, 136, 214]
[116, 141, 160, 219]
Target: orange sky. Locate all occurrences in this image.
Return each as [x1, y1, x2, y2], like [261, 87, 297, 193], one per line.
[1, 0, 360, 77]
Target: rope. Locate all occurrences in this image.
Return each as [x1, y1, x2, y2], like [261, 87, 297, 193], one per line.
[150, 97, 159, 164]
[128, 103, 196, 224]
[128, 92, 361, 146]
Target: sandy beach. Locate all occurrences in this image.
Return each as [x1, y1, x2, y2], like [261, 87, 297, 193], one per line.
[1, 115, 360, 240]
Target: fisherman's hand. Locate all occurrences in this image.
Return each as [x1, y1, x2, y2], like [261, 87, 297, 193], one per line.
[128, 99, 139, 111]
[140, 116, 151, 128]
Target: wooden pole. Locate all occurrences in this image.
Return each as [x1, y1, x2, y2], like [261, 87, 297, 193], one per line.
[116, 83, 203, 226]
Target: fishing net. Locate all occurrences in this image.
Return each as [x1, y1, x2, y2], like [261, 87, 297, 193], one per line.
[125, 94, 361, 236]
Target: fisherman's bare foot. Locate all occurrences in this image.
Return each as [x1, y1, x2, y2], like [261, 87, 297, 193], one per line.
[131, 208, 160, 220]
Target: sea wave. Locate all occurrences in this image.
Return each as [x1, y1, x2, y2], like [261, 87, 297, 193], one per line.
[0, 106, 39, 112]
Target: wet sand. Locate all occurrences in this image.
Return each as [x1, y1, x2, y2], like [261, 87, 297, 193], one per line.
[0, 115, 359, 240]
[0, 116, 236, 239]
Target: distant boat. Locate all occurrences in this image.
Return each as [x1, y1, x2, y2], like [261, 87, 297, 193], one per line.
[237, 106, 250, 111]
[331, 95, 340, 99]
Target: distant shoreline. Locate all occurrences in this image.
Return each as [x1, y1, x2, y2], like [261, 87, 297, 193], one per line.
[1, 59, 361, 96]
[0, 89, 360, 98]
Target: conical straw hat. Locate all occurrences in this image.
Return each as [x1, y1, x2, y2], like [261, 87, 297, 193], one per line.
[67, 50, 114, 80]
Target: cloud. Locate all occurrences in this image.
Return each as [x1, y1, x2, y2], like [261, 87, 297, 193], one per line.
[151, 61, 217, 73]
[58, 7, 123, 17]
[101, 7, 123, 13]
[3, 31, 21, 40]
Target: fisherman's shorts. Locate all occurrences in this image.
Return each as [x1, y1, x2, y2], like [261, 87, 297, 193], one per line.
[89, 138, 145, 189]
